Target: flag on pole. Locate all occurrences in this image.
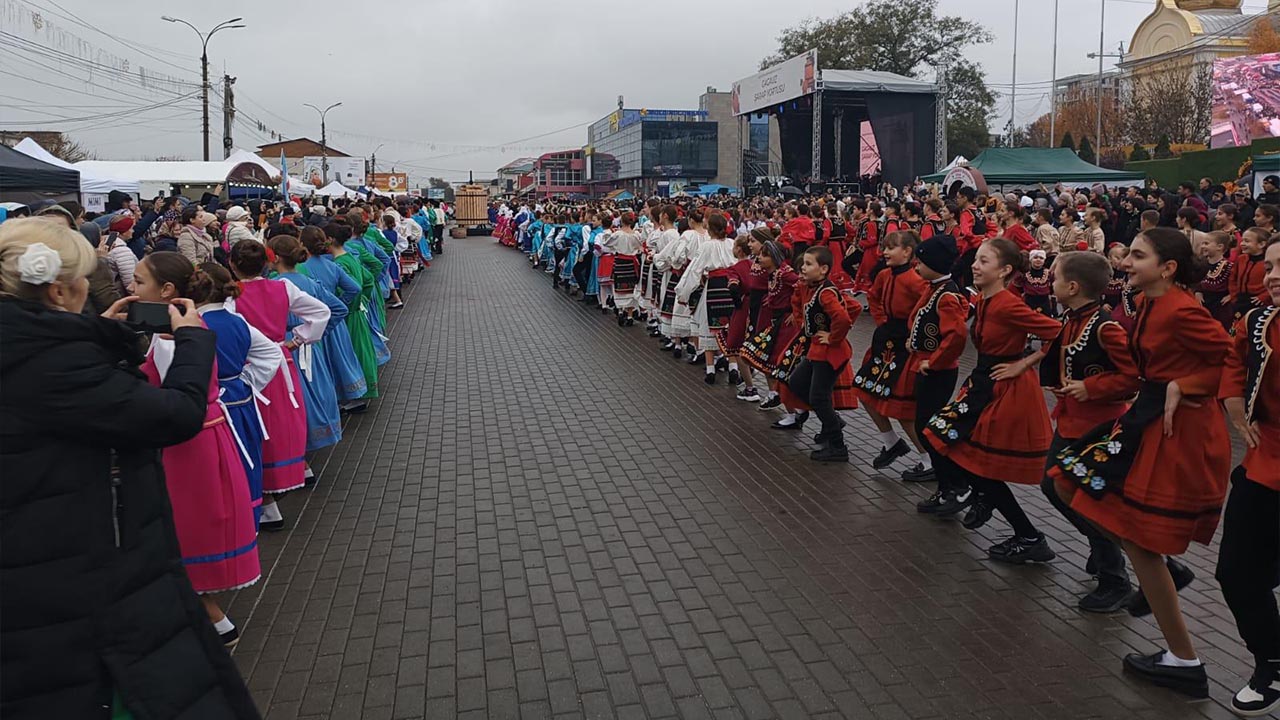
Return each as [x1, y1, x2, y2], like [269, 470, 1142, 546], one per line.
[280, 150, 289, 198]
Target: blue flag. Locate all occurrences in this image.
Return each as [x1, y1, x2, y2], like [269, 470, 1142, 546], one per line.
[280, 150, 289, 198]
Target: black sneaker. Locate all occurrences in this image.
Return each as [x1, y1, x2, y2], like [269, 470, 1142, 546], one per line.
[727, 369, 741, 386]
[900, 463, 935, 483]
[715, 356, 729, 372]
[219, 624, 240, 649]
[1078, 582, 1134, 614]
[771, 416, 805, 430]
[1128, 559, 1195, 617]
[686, 347, 702, 364]
[703, 372, 716, 385]
[871, 438, 911, 469]
[736, 387, 761, 402]
[960, 499, 993, 529]
[917, 490, 947, 514]
[758, 394, 782, 410]
[259, 517, 286, 533]
[617, 313, 626, 327]
[648, 328, 663, 337]
[672, 346, 683, 360]
[988, 535, 1056, 564]
[304, 473, 318, 489]
[1231, 665, 1280, 717]
[1122, 651, 1208, 699]
[661, 340, 675, 351]
[935, 488, 973, 517]
[810, 443, 849, 463]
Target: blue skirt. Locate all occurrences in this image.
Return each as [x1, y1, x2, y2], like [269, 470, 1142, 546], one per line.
[324, 321, 368, 402]
[418, 237, 433, 262]
[587, 254, 600, 296]
[223, 390, 265, 526]
[367, 303, 392, 366]
[561, 246, 578, 281]
[293, 342, 342, 452]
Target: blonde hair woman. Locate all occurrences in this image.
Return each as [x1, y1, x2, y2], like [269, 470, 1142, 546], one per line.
[0, 217, 258, 718]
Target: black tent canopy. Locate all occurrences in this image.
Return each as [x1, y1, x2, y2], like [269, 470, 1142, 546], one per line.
[0, 144, 80, 205]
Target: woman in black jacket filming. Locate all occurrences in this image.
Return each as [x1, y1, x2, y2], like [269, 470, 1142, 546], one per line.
[0, 217, 258, 719]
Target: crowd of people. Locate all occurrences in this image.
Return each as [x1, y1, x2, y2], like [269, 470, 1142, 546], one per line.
[0, 191, 447, 719]
[491, 178, 1278, 715]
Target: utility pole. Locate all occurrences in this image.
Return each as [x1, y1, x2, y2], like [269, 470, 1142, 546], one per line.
[1009, 0, 1020, 147]
[1050, 0, 1059, 145]
[304, 102, 342, 181]
[221, 75, 236, 159]
[935, 60, 950, 171]
[1096, 0, 1104, 156]
[162, 16, 244, 161]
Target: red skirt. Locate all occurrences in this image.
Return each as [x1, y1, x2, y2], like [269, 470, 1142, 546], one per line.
[777, 352, 859, 411]
[597, 254, 615, 282]
[923, 371, 1052, 485]
[1058, 401, 1230, 555]
[715, 301, 752, 355]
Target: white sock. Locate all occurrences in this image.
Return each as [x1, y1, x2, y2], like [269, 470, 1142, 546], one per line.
[260, 502, 283, 522]
[303, 467, 314, 479]
[213, 615, 236, 634]
[728, 362, 739, 371]
[1158, 651, 1202, 667]
[879, 430, 900, 448]
[706, 366, 715, 375]
[919, 454, 933, 470]
[777, 413, 796, 426]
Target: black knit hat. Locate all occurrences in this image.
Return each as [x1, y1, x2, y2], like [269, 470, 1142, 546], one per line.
[917, 234, 958, 274]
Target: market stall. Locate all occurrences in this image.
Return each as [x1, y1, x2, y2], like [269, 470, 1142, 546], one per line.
[13, 138, 140, 210]
[0, 144, 80, 205]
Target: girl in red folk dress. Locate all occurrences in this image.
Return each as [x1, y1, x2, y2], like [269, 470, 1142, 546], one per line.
[714, 234, 759, 393]
[1230, 227, 1271, 334]
[1194, 230, 1234, 330]
[1049, 228, 1231, 699]
[1215, 234, 1280, 717]
[850, 200, 882, 293]
[922, 238, 1063, 563]
[852, 230, 930, 473]
[780, 246, 862, 462]
[741, 240, 800, 417]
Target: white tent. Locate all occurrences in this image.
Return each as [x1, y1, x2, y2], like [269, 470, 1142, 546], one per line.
[287, 176, 316, 196]
[314, 181, 363, 198]
[14, 137, 140, 196]
[226, 148, 281, 178]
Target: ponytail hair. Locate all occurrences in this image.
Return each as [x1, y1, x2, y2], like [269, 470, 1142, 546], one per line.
[229, 239, 269, 278]
[300, 225, 330, 256]
[141, 251, 197, 298]
[268, 236, 309, 267]
[188, 261, 240, 305]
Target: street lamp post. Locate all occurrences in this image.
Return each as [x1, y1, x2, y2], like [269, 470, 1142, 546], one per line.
[304, 102, 343, 181]
[161, 15, 245, 161]
[370, 143, 385, 181]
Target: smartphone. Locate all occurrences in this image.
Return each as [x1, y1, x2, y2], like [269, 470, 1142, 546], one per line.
[125, 301, 173, 334]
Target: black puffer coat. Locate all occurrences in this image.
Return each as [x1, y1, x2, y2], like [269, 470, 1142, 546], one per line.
[0, 299, 259, 720]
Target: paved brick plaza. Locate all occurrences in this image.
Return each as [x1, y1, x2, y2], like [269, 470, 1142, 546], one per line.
[225, 238, 1253, 719]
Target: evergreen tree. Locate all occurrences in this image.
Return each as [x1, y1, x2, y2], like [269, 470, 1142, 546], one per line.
[1077, 137, 1096, 164]
[1154, 134, 1174, 159]
[1060, 132, 1076, 151]
[1128, 144, 1151, 161]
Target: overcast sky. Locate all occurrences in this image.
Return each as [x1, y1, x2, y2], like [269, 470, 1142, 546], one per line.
[1, 0, 1270, 183]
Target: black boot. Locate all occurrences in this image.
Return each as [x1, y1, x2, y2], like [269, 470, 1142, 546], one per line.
[810, 438, 849, 462]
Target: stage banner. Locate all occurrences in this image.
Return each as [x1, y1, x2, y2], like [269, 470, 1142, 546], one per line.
[1211, 52, 1280, 149]
[302, 156, 365, 189]
[731, 49, 818, 117]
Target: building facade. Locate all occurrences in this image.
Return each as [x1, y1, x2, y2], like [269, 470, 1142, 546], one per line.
[699, 89, 743, 190]
[586, 108, 718, 196]
[530, 150, 588, 198]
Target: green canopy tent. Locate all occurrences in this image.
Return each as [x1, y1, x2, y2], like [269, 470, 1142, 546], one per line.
[921, 147, 1145, 190]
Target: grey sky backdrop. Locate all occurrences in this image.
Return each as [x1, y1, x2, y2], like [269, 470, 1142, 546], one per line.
[1, 0, 1271, 183]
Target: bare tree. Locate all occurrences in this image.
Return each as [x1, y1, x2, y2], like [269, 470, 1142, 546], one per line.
[1124, 60, 1213, 146]
[44, 133, 94, 163]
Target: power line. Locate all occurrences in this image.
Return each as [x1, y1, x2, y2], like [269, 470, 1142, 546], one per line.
[15, 0, 202, 77]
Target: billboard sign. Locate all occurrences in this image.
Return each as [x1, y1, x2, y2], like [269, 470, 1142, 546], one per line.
[302, 156, 366, 188]
[731, 49, 818, 116]
[368, 172, 409, 193]
[1211, 52, 1280, 149]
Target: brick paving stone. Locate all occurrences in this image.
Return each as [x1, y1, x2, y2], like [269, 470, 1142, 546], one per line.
[224, 238, 1255, 718]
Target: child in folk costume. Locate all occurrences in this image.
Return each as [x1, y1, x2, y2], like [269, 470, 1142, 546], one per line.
[922, 238, 1062, 562]
[1230, 227, 1271, 333]
[1195, 230, 1234, 330]
[655, 209, 704, 360]
[906, 235, 970, 503]
[591, 212, 615, 312]
[849, 200, 881, 292]
[299, 227, 369, 406]
[1217, 234, 1280, 717]
[130, 253, 260, 647]
[227, 240, 331, 532]
[640, 205, 669, 334]
[676, 212, 738, 384]
[324, 222, 383, 405]
[268, 236, 345, 456]
[189, 262, 280, 525]
[852, 230, 930, 473]
[740, 239, 800, 414]
[603, 212, 644, 326]
[720, 232, 770, 399]
[1101, 244, 1129, 313]
[1049, 228, 1231, 699]
[780, 246, 861, 462]
[1036, 252, 1139, 612]
[380, 215, 405, 310]
[1015, 249, 1054, 316]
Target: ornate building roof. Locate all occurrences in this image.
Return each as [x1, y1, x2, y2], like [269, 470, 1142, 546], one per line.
[1122, 0, 1254, 70]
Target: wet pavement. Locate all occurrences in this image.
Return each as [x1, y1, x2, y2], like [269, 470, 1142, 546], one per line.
[227, 237, 1254, 719]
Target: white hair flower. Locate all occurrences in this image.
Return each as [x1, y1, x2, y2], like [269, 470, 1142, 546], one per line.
[17, 242, 62, 285]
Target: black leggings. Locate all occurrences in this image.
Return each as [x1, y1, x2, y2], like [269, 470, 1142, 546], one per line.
[1216, 467, 1280, 671]
[787, 359, 840, 439]
[970, 476, 1040, 539]
[914, 368, 958, 490]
